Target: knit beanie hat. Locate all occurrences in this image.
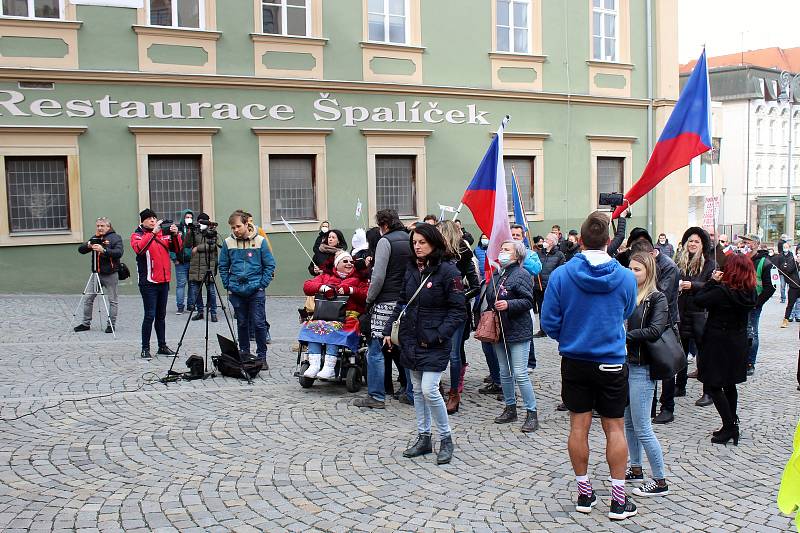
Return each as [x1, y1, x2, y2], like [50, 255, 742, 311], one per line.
[140, 208, 157, 222]
[334, 250, 353, 269]
[626, 227, 653, 247]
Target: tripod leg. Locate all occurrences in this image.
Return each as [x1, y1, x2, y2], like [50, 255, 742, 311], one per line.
[211, 275, 238, 343]
[163, 305, 196, 379]
[96, 276, 116, 340]
[72, 274, 96, 326]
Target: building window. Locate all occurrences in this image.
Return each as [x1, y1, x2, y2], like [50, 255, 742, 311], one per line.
[768, 164, 776, 187]
[149, 0, 203, 29]
[496, 0, 529, 54]
[262, 0, 309, 36]
[597, 156, 624, 195]
[367, 0, 407, 44]
[0, 0, 62, 18]
[769, 120, 776, 145]
[6, 156, 69, 233]
[147, 155, 202, 222]
[375, 155, 416, 216]
[503, 157, 534, 212]
[269, 155, 316, 221]
[592, 0, 617, 62]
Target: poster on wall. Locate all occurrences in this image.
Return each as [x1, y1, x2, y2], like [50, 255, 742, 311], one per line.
[703, 196, 720, 229]
[70, 0, 143, 7]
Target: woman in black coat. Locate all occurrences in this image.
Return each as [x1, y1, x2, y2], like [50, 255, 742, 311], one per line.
[308, 228, 347, 275]
[383, 223, 465, 465]
[694, 253, 757, 446]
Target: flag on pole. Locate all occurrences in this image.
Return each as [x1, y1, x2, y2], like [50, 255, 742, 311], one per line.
[462, 116, 513, 271]
[612, 49, 712, 219]
[510, 166, 529, 247]
[355, 198, 362, 220]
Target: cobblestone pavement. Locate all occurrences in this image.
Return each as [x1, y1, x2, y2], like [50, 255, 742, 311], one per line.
[0, 291, 797, 532]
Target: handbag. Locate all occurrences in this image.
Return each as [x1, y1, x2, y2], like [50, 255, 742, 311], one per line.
[117, 262, 131, 281]
[474, 310, 500, 343]
[390, 273, 431, 345]
[312, 295, 348, 322]
[643, 295, 686, 380]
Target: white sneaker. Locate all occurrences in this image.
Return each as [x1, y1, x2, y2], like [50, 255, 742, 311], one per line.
[317, 355, 338, 379]
[303, 354, 321, 378]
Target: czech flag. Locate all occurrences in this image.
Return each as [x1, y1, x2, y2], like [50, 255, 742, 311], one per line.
[510, 167, 529, 247]
[462, 116, 513, 271]
[612, 49, 712, 219]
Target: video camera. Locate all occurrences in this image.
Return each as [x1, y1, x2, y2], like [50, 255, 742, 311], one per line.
[598, 193, 625, 208]
[89, 235, 104, 246]
[160, 219, 174, 233]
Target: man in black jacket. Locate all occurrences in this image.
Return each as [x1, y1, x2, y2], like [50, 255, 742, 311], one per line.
[74, 217, 124, 333]
[742, 234, 776, 376]
[533, 233, 565, 337]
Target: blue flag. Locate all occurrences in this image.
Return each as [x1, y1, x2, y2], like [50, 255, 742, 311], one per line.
[510, 168, 528, 247]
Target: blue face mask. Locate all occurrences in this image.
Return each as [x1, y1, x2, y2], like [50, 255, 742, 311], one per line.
[480, 238, 489, 247]
[498, 252, 513, 267]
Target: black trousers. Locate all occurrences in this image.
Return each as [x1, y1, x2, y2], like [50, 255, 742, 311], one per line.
[383, 346, 406, 393]
[533, 289, 544, 317]
[660, 334, 706, 412]
[785, 287, 800, 320]
[706, 384, 738, 428]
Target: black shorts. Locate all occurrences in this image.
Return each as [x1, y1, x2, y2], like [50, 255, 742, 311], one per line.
[561, 357, 629, 419]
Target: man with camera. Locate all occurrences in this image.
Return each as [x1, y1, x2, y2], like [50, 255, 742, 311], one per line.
[131, 208, 182, 359]
[186, 212, 220, 322]
[172, 209, 196, 315]
[74, 217, 124, 333]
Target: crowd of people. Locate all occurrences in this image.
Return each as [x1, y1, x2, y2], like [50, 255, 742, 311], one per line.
[73, 205, 791, 521]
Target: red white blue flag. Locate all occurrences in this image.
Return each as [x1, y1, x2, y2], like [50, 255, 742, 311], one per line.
[613, 49, 712, 219]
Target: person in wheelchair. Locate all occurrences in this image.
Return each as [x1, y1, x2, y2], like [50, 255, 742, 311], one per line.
[300, 250, 369, 379]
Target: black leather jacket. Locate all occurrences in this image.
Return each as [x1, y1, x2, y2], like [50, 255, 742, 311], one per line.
[626, 291, 669, 365]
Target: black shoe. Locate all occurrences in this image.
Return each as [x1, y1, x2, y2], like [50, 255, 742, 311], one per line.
[633, 479, 669, 497]
[437, 435, 454, 465]
[711, 426, 739, 446]
[140, 349, 152, 359]
[653, 410, 674, 424]
[675, 386, 686, 397]
[695, 393, 713, 407]
[608, 497, 638, 520]
[105, 324, 114, 334]
[260, 359, 269, 371]
[494, 404, 518, 424]
[353, 396, 386, 409]
[398, 394, 413, 405]
[73, 324, 90, 332]
[157, 345, 175, 355]
[211, 314, 218, 323]
[403, 433, 432, 458]
[624, 467, 645, 481]
[478, 382, 502, 394]
[575, 491, 597, 513]
[520, 410, 539, 433]
[556, 402, 568, 412]
[533, 330, 547, 338]
[483, 375, 493, 384]
[191, 312, 204, 321]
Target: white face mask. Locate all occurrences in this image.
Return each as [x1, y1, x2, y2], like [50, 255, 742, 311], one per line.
[199, 224, 208, 231]
[185, 217, 193, 225]
[480, 238, 489, 246]
[498, 252, 513, 267]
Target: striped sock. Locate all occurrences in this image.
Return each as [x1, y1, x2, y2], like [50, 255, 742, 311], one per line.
[576, 475, 593, 496]
[610, 479, 626, 505]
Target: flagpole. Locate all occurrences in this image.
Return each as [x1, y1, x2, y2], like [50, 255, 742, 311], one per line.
[452, 202, 463, 220]
[280, 216, 315, 263]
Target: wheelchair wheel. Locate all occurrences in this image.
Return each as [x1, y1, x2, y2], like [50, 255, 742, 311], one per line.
[298, 362, 315, 388]
[345, 365, 362, 393]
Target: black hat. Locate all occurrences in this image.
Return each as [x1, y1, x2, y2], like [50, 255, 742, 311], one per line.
[626, 227, 653, 247]
[568, 229, 578, 236]
[197, 212, 210, 222]
[681, 226, 712, 256]
[139, 208, 157, 222]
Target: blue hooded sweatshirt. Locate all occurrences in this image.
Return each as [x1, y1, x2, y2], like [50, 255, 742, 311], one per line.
[540, 253, 637, 364]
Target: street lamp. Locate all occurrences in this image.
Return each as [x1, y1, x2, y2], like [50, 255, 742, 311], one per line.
[779, 70, 800, 240]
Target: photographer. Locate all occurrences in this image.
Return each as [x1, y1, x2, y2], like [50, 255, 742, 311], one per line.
[74, 217, 123, 333]
[187, 213, 220, 322]
[171, 209, 195, 315]
[131, 208, 182, 359]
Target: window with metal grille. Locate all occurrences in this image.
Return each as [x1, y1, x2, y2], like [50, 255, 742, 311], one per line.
[503, 157, 535, 213]
[262, 0, 309, 36]
[375, 155, 416, 216]
[148, 155, 202, 222]
[6, 156, 70, 233]
[0, 0, 61, 18]
[269, 155, 316, 221]
[597, 156, 624, 198]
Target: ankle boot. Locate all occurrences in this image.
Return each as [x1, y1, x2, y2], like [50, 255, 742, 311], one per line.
[494, 404, 518, 424]
[403, 433, 432, 458]
[317, 355, 337, 379]
[437, 435, 454, 464]
[446, 389, 460, 414]
[711, 425, 739, 445]
[303, 354, 322, 378]
[457, 363, 469, 393]
[520, 410, 540, 433]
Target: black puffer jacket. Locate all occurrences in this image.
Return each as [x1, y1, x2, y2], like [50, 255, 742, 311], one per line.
[384, 260, 465, 372]
[626, 291, 669, 365]
[78, 230, 124, 275]
[536, 247, 566, 289]
[485, 262, 535, 343]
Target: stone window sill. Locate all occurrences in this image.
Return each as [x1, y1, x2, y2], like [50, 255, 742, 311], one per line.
[250, 33, 327, 45]
[132, 24, 221, 41]
[360, 41, 425, 53]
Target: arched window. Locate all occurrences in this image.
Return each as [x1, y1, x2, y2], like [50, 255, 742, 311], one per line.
[757, 119, 764, 144]
[769, 164, 776, 186]
[770, 120, 776, 144]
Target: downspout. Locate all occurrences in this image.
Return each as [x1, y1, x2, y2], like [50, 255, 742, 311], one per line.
[645, 0, 654, 233]
[745, 96, 751, 232]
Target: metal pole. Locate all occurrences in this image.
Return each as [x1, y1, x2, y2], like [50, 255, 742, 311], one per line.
[645, 0, 654, 234]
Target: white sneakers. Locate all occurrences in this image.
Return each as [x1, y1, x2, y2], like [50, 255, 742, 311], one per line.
[317, 355, 338, 379]
[304, 353, 321, 378]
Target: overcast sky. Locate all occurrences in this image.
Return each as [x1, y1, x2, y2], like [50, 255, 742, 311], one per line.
[679, 0, 800, 63]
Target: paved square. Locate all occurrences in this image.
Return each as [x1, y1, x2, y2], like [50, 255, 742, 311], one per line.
[0, 293, 797, 532]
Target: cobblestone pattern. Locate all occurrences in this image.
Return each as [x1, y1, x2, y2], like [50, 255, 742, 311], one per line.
[0, 292, 797, 532]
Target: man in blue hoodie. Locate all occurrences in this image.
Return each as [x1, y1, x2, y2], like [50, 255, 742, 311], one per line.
[541, 211, 638, 521]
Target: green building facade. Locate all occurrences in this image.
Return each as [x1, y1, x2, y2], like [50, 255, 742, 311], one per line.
[0, 0, 683, 294]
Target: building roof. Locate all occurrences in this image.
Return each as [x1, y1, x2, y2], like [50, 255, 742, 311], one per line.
[680, 47, 800, 74]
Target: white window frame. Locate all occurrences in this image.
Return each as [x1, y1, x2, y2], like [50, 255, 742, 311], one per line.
[367, 0, 410, 45]
[495, 0, 531, 54]
[592, 0, 618, 62]
[261, 0, 311, 37]
[146, 0, 206, 30]
[0, 0, 65, 19]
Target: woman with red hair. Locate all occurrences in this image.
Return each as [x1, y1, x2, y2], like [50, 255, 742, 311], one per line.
[694, 253, 757, 445]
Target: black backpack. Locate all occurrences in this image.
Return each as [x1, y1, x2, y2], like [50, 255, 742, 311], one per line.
[213, 352, 263, 381]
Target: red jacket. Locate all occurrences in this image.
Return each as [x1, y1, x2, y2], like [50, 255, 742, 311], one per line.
[131, 226, 183, 284]
[304, 270, 370, 332]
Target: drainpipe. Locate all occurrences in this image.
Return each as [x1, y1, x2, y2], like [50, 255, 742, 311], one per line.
[645, 0, 654, 233]
[745, 97, 751, 232]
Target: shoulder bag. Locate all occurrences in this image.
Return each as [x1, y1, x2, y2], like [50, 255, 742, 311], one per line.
[312, 294, 349, 322]
[117, 262, 131, 281]
[643, 295, 686, 380]
[390, 273, 431, 345]
[473, 272, 505, 343]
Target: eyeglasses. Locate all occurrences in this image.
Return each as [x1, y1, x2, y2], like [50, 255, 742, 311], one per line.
[340, 259, 353, 264]
[719, 239, 727, 244]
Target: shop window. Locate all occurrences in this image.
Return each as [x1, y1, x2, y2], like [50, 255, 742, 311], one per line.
[149, 0, 204, 29]
[0, 0, 61, 18]
[367, 0, 407, 45]
[495, 0, 529, 54]
[147, 155, 202, 222]
[262, 0, 309, 36]
[503, 157, 534, 212]
[6, 156, 69, 233]
[269, 155, 316, 221]
[597, 156, 624, 195]
[591, 0, 617, 62]
[375, 155, 416, 216]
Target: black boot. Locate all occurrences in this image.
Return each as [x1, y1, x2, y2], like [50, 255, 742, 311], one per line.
[192, 311, 204, 321]
[494, 404, 518, 424]
[437, 435, 454, 464]
[403, 433, 432, 458]
[711, 425, 739, 445]
[520, 410, 540, 433]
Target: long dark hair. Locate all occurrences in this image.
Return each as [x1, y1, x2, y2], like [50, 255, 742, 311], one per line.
[410, 223, 446, 266]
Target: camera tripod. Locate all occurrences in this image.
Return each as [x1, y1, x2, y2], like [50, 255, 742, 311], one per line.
[72, 251, 116, 339]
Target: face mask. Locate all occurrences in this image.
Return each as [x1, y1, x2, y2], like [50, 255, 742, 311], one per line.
[199, 224, 208, 231]
[480, 238, 489, 246]
[498, 252, 513, 267]
[321, 225, 329, 232]
[185, 217, 193, 225]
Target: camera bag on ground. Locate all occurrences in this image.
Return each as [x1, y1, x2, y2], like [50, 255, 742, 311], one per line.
[213, 334, 263, 380]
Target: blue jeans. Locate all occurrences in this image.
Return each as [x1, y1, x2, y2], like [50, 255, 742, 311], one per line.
[624, 364, 666, 480]
[747, 306, 762, 367]
[481, 341, 500, 385]
[366, 337, 385, 402]
[229, 289, 268, 359]
[409, 370, 451, 438]
[448, 320, 465, 390]
[187, 281, 217, 314]
[139, 282, 169, 350]
[493, 340, 537, 412]
[307, 341, 332, 356]
[405, 368, 414, 402]
[792, 299, 800, 320]
[174, 262, 190, 310]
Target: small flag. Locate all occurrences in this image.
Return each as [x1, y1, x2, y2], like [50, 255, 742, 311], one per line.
[510, 166, 529, 247]
[355, 198, 362, 220]
[438, 204, 456, 213]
